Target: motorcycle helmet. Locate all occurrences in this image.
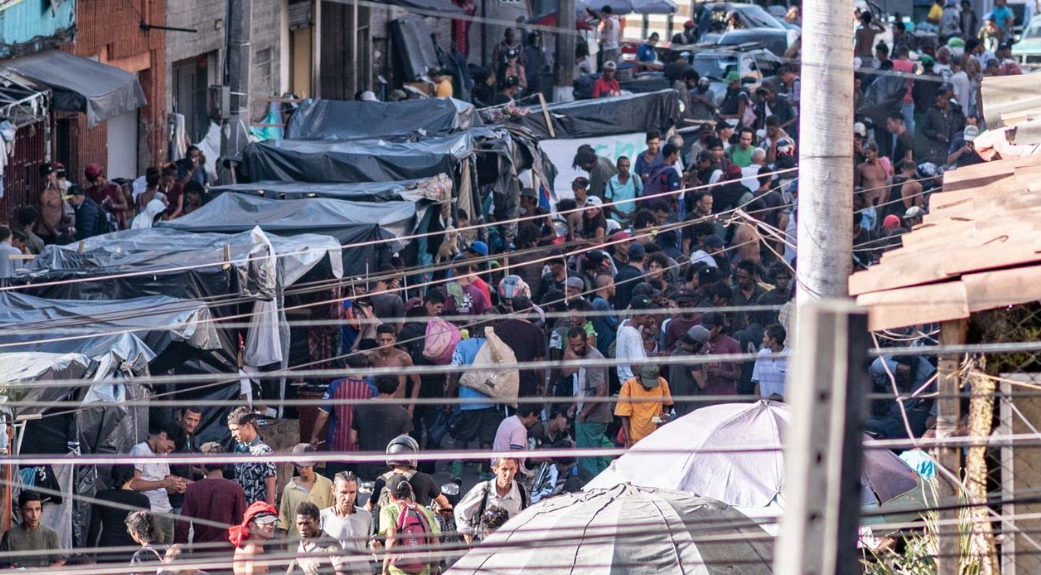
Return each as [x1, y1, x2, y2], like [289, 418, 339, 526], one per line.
[385, 435, 420, 469]
[498, 274, 531, 300]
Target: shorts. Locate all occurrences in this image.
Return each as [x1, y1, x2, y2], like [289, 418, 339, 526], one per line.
[451, 407, 502, 446]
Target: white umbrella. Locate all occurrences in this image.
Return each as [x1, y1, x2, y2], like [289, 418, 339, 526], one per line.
[585, 401, 925, 524]
[447, 484, 773, 575]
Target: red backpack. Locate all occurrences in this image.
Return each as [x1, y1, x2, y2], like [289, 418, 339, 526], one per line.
[390, 502, 435, 574]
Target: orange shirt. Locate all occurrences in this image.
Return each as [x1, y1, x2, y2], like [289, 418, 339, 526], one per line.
[615, 378, 673, 444]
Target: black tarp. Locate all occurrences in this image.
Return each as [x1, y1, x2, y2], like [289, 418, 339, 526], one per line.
[3, 50, 147, 127]
[378, 0, 464, 14]
[286, 98, 482, 140]
[237, 134, 472, 184]
[506, 89, 680, 139]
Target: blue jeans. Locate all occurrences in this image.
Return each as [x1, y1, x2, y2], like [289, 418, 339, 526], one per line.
[901, 101, 915, 136]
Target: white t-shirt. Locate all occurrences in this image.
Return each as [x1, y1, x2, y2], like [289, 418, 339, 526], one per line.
[130, 441, 171, 513]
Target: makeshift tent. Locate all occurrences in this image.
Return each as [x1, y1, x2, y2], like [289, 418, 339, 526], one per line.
[286, 98, 482, 140]
[210, 174, 453, 203]
[237, 133, 473, 184]
[503, 89, 679, 199]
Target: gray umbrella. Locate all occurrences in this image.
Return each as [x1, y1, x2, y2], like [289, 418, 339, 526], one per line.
[447, 484, 773, 575]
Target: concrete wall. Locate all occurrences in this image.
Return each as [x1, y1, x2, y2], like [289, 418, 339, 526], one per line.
[164, 0, 282, 126]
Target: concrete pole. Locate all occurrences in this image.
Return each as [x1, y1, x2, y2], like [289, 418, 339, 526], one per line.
[223, 0, 253, 158]
[554, 0, 576, 102]
[795, 0, 854, 301]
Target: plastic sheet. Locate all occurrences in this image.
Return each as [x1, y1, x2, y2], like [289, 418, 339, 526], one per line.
[210, 174, 453, 204]
[507, 89, 680, 139]
[286, 98, 481, 140]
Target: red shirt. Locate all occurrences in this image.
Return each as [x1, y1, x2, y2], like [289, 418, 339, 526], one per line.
[891, 59, 915, 103]
[593, 77, 621, 98]
[86, 183, 122, 208]
[321, 377, 377, 452]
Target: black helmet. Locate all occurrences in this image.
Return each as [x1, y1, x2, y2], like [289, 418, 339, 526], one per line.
[386, 435, 419, 468]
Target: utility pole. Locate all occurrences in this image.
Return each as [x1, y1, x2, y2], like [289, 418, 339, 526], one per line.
[795, 0, 854, 301]
[223, 0, 253, 159]
[936, 319, 968, 575]
[554, 0, 576, 102]
[774, 301, 870, 575]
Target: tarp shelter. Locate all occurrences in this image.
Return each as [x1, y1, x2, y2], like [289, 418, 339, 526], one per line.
[237, 133, 473, 185]
[285, 98, 482, 140]
[209, 174, 452, 203]
[2, 50, 147, 127]
[159, 194, 424, 267]
[504, 89, 680, 199]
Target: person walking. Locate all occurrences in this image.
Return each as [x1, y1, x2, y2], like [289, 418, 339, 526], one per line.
[562, 327, 612, 476]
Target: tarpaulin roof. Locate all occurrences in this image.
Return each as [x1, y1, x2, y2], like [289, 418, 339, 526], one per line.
[0, 292, 220, 355]
[23, 227, 344, 287]
[159, 193, 424, 256]
[3, 50, 147, 127]
[286, 98, 482, 140]
[0, 352, 95, 420]
[209, 174, 453, 204]
[506, 89, 680, 139]
[237, 133, 473, 183]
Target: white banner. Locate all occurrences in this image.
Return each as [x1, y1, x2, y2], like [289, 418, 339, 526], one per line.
[538, 133, 648, 201]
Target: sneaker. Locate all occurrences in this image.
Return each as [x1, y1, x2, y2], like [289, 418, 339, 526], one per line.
[452, 460, 464, 477]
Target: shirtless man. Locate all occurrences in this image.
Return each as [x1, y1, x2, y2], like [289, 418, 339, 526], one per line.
[367, 324, 420, 417]
[897, 160, 924, 210]
[853, 141, 889, 208]
[36, 170, 67, 245]
[732, 208, 763, 264]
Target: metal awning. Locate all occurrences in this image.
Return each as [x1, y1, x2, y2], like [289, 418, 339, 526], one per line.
[2, 50, 146, 127]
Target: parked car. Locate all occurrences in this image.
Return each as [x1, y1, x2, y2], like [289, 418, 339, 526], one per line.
[715, 28, 798, 57]
[687, 45, 786, 104]
[1012, 17, 1041, 66]
[698, 2, 793, 44]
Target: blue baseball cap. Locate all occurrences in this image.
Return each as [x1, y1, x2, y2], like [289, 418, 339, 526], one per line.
[467, 240, 488, 257]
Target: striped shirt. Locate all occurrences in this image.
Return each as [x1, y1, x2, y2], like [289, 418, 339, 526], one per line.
[321, 378, 378, 452]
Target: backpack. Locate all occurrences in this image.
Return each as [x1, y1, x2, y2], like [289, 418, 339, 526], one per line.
[423, 316, 461, 365]
[390, 502, 435, 574]
[470, 479, 530, 533]
[376, 469, 418, 512]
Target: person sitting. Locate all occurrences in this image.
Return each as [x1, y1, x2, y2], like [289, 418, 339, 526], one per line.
[0, 491, 64, 568]
[592, 61, 621, 98]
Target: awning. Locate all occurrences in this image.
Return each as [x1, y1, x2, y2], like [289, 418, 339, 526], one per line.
[331, 0, 464, 16]
[2, 50, 146, 127]
[0, 70, 49, 128]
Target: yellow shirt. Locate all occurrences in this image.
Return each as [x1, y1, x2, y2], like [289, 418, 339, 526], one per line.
[277, 474, 335, 535]
[436, 79, 453, 98]
[615, 378, 673, 444]
[927, 4, 943, 22]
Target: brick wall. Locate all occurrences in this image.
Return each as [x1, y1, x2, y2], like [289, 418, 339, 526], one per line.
[61, 0, 167, 176]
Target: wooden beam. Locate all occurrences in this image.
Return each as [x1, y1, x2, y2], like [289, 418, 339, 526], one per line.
[936, 319, 968, 575]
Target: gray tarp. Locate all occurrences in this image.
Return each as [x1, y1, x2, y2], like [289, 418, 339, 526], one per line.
[237, 133, 473, 184]
[25, 227, 344, 287]
[0, 292, 220, 355]
[286, 98, 481, 140]
[505, 89, 680, 139]
[209, 174, 453, 204]
[3, 50, 147, 127]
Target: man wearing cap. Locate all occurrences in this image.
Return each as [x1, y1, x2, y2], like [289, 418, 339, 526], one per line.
[494, 75, 520, 105]
[672, 19, 698, 45]
[84, 163, 128, 230]
[536, 250, 569, 303]
[592, 60, 621, 98]
[700, 311, 741, 403]
[36, 164, 69, 245]
[879, 214, 907, 252]
[615, 364, 673, 446]
[670, 325, 711, 417]
[754, 82, 795, 136]
[614, 295, 654, 386]
[573, 145, 617, 200]
[947, 125, 984, 167]
[995, 41, 1022, 76]
[903, 206, 924, 228]
[717, 71, 749, 123]
[278, 447, 334, 540]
